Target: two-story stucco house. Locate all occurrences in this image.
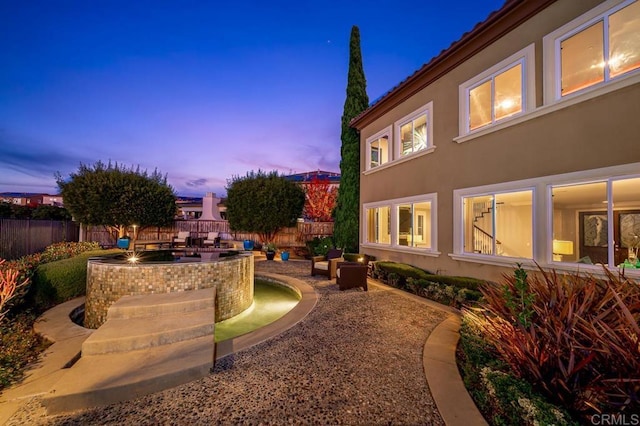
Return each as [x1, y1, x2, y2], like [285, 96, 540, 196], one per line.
[352, 0, 640, 282]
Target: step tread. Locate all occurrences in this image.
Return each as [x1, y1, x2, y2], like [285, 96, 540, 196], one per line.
[107, 288, 215, 319]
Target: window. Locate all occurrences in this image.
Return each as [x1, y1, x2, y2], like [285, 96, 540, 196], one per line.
[365, 126, 391, 171]
[551, 176, 640, 268]
[545, 0, 640, 100]
[394, 103, 434, 158]
[397, 201, 432, 248]
[363, 194, 437, 252]
[365, 205, 391, 244]
[462, 190, 533, 258]
[459, 45, 535, 135]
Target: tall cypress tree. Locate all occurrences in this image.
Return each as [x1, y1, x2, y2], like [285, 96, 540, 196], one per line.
[334, 25, 369, 252]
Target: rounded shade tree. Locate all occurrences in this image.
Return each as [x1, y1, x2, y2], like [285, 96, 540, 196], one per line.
[56, 161, 177, 240]
[225, 170, 305, 244]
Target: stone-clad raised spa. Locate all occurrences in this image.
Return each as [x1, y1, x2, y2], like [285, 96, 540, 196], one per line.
[84, 251, 253, 329]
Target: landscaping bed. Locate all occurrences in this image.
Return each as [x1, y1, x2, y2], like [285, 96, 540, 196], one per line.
[0, 242, 120, 391]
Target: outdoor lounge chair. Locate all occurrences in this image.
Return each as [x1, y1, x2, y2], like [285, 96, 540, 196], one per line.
[172, 231, 190, 247]
[203, 232, 220, 248]
[311, 248, 343, 280]
[336, 261, 368, 291]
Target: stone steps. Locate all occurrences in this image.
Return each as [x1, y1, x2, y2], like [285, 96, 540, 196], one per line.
[81, 288, 215, 356]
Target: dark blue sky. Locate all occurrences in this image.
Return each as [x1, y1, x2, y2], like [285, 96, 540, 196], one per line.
[0, 0, 504, 196]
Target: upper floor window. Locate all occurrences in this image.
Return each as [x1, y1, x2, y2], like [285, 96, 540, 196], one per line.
[365, 126, 391, 171]
[544, 0, 640, 100]
[459, 45, 535, 135]
[394, 102, 434, 158]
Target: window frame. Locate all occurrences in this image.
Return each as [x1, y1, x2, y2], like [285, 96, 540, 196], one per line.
[450, 162, 640, 277]
[362, 193, 439, 255]
[543, 0, 640, 103]
[364, 125, 392, 171]
[458, 44, 535, 137]
[393, 102, 434, 160]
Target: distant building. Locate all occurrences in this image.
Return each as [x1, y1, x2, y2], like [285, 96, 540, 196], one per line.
[283, 170, 340, 189]
[0, 192, 63, 206]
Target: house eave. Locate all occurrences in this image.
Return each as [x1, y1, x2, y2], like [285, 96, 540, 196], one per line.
[350, 0, 557, 130]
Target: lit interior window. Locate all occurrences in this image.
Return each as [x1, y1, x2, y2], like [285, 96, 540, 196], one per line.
[370, 136, 389, 168]
[494, 64, 523, 120]
[469, 80, 492, 130]
[609, 1, 640, 78]
[561, 22, 604, 96]
[469, 63, 523, 131]
[400, 115, 428, 156]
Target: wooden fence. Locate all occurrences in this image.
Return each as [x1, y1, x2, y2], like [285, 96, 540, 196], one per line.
[83, 220, 334, 248]
[0, 219, 80, 260]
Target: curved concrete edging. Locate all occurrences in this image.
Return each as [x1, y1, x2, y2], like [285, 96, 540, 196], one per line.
[366, 279, 488, 426]
[215, 272, 318, 359]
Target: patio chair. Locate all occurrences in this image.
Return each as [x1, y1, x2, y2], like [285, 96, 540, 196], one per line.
[172, 231, 190, 247]
[311, 248, 343, 280]
[203, 232, 221, 248]
[336, 262, 368, 291]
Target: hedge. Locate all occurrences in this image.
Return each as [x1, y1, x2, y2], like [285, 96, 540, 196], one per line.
[31, 249, 121, 311]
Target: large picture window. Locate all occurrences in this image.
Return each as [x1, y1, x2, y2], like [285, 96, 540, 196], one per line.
[551, 176, 640, 268]
[462, 190, 533, 258]
[363, 194, 437, 253]
[545, 0, 640, 99]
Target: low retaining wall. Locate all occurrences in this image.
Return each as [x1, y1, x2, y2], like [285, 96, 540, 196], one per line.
[84, 253, 254, 329]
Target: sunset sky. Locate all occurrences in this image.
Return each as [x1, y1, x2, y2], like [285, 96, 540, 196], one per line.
[0, 0, 504, 197]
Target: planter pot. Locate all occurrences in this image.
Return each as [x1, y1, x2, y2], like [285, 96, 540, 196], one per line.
[266, 251, 276, 261]
[243, 240, 254, 251]
[280, 251, 290, 261]
[117, 238, 131, 249]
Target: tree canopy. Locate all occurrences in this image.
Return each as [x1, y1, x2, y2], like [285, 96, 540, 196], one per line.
[334, 25, 369, 252]
[303, 176, 337, 222]
[56, 161, 176, 239]
[225, 170, 305, 243]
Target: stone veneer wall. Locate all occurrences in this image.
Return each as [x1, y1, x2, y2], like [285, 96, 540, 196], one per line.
[85, 253, 254, 329]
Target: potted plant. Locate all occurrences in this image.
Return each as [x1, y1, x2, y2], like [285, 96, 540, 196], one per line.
[243, 239, 254, 251]
[263, 242, 277, 260]
[280, 249, 290, 261]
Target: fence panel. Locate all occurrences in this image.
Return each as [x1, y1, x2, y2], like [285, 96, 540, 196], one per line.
[83, 220, 334, 249]
[0, 219, 80, 260]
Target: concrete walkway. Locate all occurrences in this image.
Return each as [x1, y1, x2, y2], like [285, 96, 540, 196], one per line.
[1, 259, 486, 425]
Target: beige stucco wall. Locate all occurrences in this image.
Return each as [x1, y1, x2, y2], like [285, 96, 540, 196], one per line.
[358, 0, 640, 282]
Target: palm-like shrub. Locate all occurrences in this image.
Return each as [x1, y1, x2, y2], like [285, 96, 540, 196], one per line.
[464, 265, 640, 417]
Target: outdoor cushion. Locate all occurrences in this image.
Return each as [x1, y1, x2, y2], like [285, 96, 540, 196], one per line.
[327, 249, 343, 260]
[314, 261, 329, 271]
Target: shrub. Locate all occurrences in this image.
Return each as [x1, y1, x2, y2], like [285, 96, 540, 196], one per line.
[457, 319, 578, 425]
[0, 311, 50, 391]
[465, 265, 640, 418]
[306, 236, 335, 257]
[0, 260, 29, 324]
[407, 278, 482, 308]
[31, 249, 121, 311]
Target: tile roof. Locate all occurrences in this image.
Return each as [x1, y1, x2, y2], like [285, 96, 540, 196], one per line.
[350, 0, 553, 127]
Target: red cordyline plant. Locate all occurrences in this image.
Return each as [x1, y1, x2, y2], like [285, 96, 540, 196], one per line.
[0, 259, 29, 324]
[464, 265, 640, 417]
